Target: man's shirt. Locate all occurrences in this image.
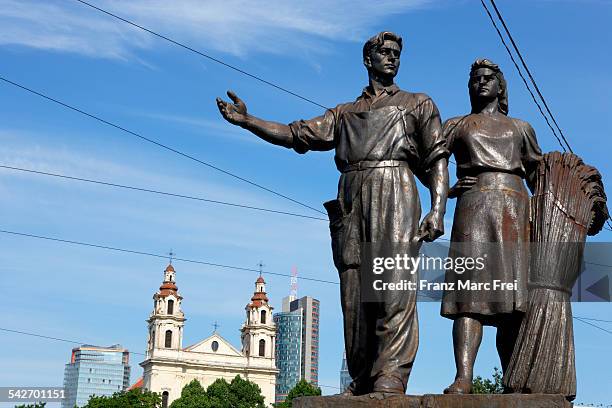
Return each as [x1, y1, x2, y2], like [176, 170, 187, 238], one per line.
[288, 84, 449, 173]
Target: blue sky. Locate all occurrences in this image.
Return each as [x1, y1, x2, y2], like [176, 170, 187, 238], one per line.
[0, 0, 611, 406]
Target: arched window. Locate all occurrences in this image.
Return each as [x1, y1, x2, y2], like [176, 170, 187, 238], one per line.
[167, 299, 174, 315]
[260, 310, 267, 324]
[162, 391, 169, 408]
[246, 311, 250, 323]
[165, 330, 172, 348]
[258, 339, 266, 357]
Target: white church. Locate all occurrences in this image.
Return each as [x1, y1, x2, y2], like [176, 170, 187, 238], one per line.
[137, 263, 278, 407]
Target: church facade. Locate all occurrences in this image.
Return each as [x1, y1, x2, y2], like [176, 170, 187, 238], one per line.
[140, 264, 277, 407]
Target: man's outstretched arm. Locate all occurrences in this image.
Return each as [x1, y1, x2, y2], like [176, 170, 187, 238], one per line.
[216, 90, 293, 148]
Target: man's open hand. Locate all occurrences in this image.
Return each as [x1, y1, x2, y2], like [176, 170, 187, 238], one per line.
[216, 90, 248, 126]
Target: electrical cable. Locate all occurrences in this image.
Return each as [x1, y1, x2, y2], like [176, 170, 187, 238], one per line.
[479, 0, 568, 153]
[574, 316, 612, 336]
[0, 75, 326, 216]
[489, 0, 574, 153]
[0, 164, 327, 221]
[0, 326, 342, 389]
[72, 0, 329, 110]
[0, 228, 339, 285]
[573, 316, 612, 324]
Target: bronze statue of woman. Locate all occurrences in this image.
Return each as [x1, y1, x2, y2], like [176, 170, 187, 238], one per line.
[440, 59, 542, 394]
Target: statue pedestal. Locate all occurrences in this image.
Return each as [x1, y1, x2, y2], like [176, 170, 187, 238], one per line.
[293, 393, 571, 408]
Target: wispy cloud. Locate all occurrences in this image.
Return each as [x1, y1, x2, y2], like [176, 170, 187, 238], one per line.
[0, 0, 151, 60]
[136, 111, 265, 145]
[0, 0, 436, 61]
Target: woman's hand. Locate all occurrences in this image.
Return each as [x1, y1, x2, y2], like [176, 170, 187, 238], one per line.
[449, 176, 478, 198]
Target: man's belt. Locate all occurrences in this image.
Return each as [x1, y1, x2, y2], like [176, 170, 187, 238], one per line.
[338, 160, 410, 173]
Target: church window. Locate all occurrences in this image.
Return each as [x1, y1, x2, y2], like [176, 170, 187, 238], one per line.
[165, 330, 172, 348]
[162, 391, 169, 408]
[259, 339, 266, 356]
[212, 340, 219, 352]
[167, 299, 174, 314]
[261, 310, 267, 324]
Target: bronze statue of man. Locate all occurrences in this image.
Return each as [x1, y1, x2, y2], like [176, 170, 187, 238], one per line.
[216, 31, 449, 395]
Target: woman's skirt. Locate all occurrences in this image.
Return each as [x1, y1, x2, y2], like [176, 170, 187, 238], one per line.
[441, 172, 530, 319]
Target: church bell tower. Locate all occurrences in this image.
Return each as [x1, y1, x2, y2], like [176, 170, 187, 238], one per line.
[241, 272, 275, 363]
[147, 263, 185, 355]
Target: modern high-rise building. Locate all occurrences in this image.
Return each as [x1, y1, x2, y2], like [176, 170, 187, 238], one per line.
[62, 344, 130, 408]
[274, 295, 320, 403]
[273, 308, 302, 403]
[340, 352, 352, 391]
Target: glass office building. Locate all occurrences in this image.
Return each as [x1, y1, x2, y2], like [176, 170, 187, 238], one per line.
[62, 344, 130, 408]
[274, 295, 320, 403]
[274, 310, 303, 403]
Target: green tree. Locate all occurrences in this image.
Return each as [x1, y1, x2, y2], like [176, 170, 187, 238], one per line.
[170, 379, 209, 408]
[226, 375, 265, 408]
[205, 378, 231, 408]
[277, 380, 321, 408]
[472, 367, 504, 394]
[15, 403, 46, 408]
[170, 376, 265, 408]
[82, 388, 161, 407]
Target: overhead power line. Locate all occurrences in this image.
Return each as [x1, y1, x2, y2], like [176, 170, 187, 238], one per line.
[574, 316, 612, 336]
[0, 228, 462, 304]
[0, 164, 326, 221]
[480, 0, 612, 234]
[0, 326, 343, 389]
[0, 323, 609, 393]
[2, 316, 610, 376]
[0, 228, 339, 285]
[0, 326, 145, 353]
[2, 227, 611, 280]
[0, 75, 326, 216]
[72, 0, 329, 111]
[573, 316, 612, 324]
[479, 0, 568, 153]
[488, 0, 574, 153]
